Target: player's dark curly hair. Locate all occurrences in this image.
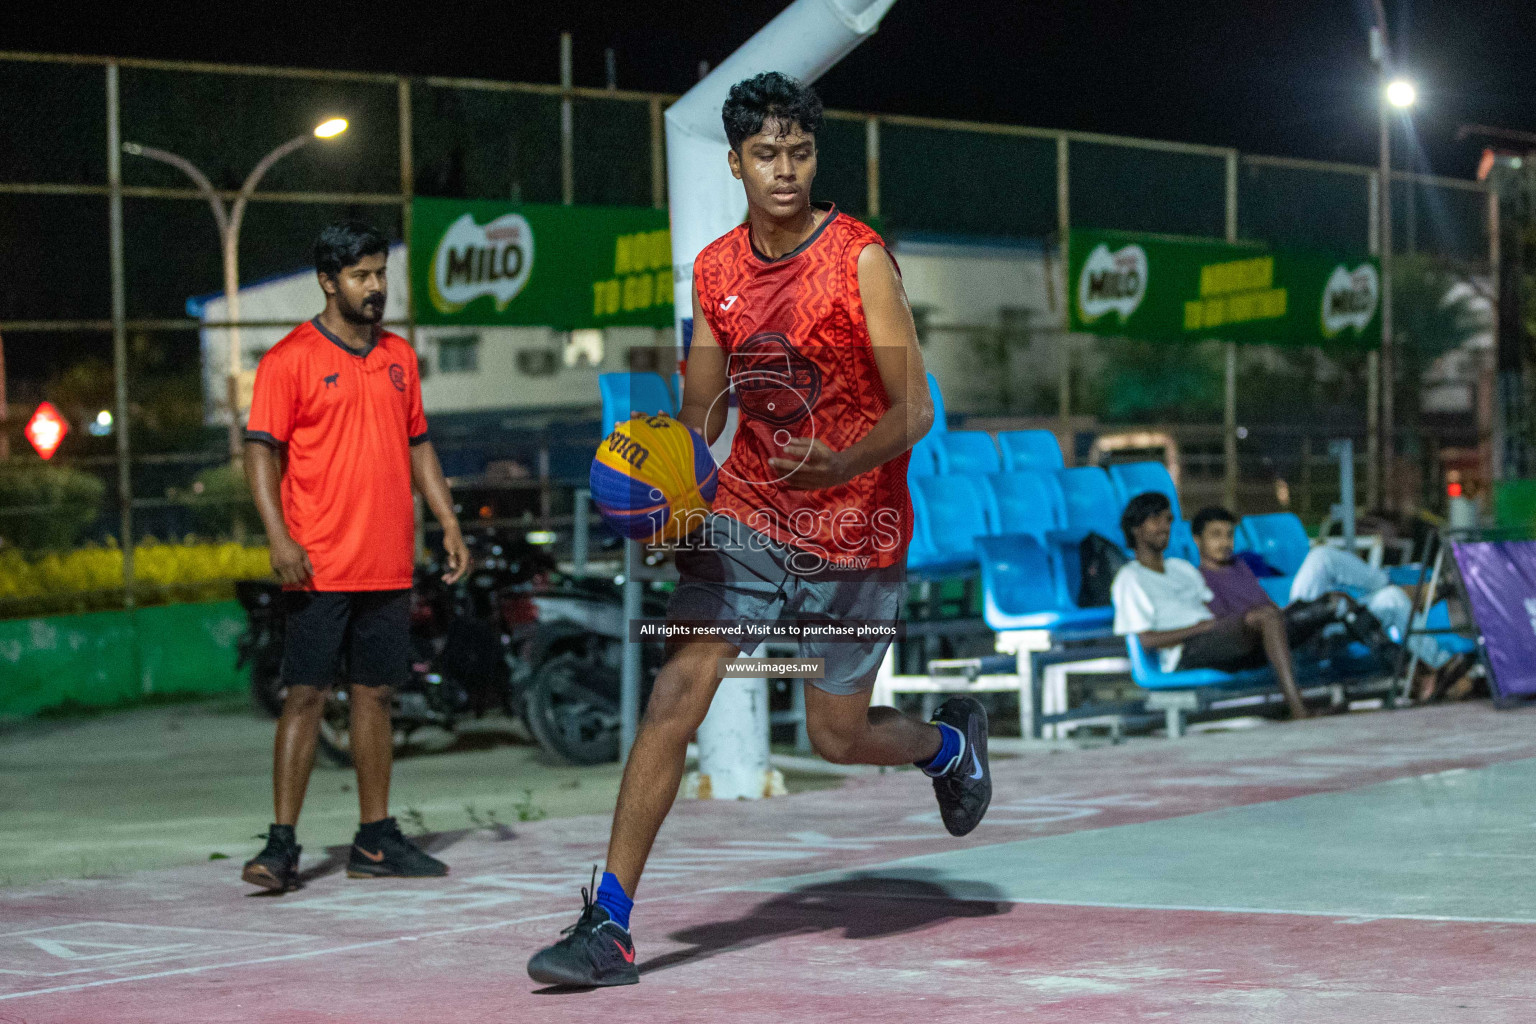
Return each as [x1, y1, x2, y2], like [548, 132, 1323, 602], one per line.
[722, 72, 823, 151]
[313, 220, 390, 277]
[1120, 491, 1172, 548]
[1191, 505, 1237, 537]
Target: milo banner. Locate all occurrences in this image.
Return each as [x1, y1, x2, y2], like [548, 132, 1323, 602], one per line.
[410, 197, 673, 329]
[1068, 228, 1381, 349]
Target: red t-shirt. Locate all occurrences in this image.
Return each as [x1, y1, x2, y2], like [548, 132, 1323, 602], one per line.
[693, 205, 912, 570]
[245, 318, 428, 591]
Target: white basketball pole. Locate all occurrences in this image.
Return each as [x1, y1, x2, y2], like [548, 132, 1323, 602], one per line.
[667, 0, 900, 800]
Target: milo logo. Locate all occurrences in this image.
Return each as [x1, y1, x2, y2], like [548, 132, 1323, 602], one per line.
[1077, 243, 1148, 323]
[1320, 263, 1380, 338]
[429, 212, 535, 314]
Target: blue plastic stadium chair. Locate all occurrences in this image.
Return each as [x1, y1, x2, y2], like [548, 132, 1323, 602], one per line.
[926, 372, 948, 434]
[983, 471, 1065, 541]
[1167, 518, 1199, 565]
[1124, 634, 1272, 692]
[939, 431, 1002, 476]
[598, 372, 676, 428]
[976, 533, 1111, 632]
[908, 474, 993, 574]
[1419, 599, 1479, 656]
[906, 372, 951, 477]
[1108, 461, 1182, 520]
[1056, 467, 1123, 541]
[1236, 512, 1312, 576]
[997, 430, 1064, 473]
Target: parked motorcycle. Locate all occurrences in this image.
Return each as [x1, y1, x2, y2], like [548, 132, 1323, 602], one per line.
[519, 574, 668, 765]
[235, 528, 665, 766]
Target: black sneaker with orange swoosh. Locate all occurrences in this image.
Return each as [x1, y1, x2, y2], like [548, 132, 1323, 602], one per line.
[527, 870, 639, 987]
[346, 817, 448, 878]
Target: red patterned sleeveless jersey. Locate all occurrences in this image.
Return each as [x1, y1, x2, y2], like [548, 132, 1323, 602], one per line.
[692, 205, 912, 570]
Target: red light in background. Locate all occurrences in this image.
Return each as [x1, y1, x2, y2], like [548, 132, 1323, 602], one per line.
[1447, 482, 1463, 498]
[24, 401, 68, 460]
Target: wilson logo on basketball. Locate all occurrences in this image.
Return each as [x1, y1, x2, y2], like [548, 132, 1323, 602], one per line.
[603, 429, 650, 470]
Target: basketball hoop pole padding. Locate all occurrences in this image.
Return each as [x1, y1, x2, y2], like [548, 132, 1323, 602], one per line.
[665, 0, 899, 799]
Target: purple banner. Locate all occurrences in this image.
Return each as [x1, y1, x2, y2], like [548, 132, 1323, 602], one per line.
[1452, 540, 1536, 698]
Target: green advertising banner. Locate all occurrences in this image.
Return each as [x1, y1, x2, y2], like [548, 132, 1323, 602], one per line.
[410, 198, 673, 329]
[1067, 229, 1381, 350]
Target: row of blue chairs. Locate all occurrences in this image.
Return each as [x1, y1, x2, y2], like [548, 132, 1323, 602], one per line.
[908, 462, 1188, 571]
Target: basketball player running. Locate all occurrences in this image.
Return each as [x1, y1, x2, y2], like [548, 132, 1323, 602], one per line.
[240, 221, 470, 892]
[528, 73, 991, 988]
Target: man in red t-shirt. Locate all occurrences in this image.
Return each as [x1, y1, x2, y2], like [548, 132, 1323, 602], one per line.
[528, 74, 992, 988]
[239, 221, 469, 892]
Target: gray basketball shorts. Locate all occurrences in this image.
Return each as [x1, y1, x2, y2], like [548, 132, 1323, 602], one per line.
[666, 513, 904, 696]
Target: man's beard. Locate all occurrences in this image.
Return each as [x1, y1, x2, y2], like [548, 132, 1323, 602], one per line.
[341, 292, 386, 325]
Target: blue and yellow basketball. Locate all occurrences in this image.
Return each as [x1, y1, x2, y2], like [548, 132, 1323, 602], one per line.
[590, 413, 718, 543]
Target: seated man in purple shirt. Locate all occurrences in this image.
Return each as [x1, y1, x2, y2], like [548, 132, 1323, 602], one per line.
[1192, 506, 1393, 653]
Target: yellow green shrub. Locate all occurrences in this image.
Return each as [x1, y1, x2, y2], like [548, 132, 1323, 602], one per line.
[0, 540, 271, 619]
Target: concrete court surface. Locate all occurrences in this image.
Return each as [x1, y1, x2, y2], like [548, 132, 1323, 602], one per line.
[2, 702, 1536, 1022]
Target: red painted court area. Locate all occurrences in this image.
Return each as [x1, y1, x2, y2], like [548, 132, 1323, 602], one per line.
[4, 704, 1536, 1023]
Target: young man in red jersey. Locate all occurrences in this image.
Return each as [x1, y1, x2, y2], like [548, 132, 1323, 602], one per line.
[240, 222, 470, 892]
[529, 73, 992, 988]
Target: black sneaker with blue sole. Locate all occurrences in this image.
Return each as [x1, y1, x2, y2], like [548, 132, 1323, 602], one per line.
[930, 697, 992, 836]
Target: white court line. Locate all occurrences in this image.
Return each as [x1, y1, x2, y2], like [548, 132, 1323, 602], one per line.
[0, 880, 747, 1003]
[13, 753, 1536, 1002]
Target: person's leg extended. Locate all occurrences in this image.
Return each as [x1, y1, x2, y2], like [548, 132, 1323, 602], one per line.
[801, 659, 991, 838]
[272, 686, 327, 826]
[1247, 605, 1309, 718]
[349, 683, 393, 824]
[527, 639, 735, 987]
[1290, 545, 1389, 603]
[343, 590, 445, 879]
[244, 591, 348, 891]
[802, 684, 941, 766]
[604, 639, 738, 895]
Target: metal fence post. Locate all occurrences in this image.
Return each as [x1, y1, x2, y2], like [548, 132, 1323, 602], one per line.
[1365, 172, 1382, 509]
[865, 116, 880, 218]
[1223, 151, 1239, 510]
[106, 63, 134, 611]
[620, 539, 642, 762]
[560, 33, 575, 206]
[649, 97, 666, 211]
[1055, 135, 1071, 434]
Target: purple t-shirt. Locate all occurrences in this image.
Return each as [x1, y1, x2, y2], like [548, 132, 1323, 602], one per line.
[1200, 559, 1276, 618]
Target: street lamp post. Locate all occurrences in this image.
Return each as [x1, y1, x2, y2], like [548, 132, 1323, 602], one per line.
[1369, 4, 1416, 512]
[122, 118, 349, 465]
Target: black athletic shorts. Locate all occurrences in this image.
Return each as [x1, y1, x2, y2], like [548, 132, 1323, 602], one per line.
[282, 589, 411, 688]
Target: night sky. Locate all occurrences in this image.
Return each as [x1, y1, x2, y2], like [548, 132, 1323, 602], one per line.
[10, 0, 1536, 176]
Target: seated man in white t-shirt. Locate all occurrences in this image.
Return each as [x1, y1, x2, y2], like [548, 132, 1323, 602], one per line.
[1111, 491, 1310, 720]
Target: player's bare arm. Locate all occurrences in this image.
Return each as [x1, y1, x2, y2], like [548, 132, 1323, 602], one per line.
[770, 244, 933, 490]
[245, 440, 313, 585]
[677, 281, 730, 445]
[409, 440, 470, 584]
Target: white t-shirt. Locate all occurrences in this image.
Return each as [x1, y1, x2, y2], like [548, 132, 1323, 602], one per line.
[1112, 558, 1214, 672]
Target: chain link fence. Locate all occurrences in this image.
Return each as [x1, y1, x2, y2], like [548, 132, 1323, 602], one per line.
[0, 50, 1493, 614]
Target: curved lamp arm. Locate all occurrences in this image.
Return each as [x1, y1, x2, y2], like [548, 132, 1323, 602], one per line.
[228, 133, 312, 241]
[120, 142, 229, 238]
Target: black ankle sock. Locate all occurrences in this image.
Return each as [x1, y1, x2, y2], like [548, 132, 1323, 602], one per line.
[268, 823, 296, 845]
[357, 817, 395, 840]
